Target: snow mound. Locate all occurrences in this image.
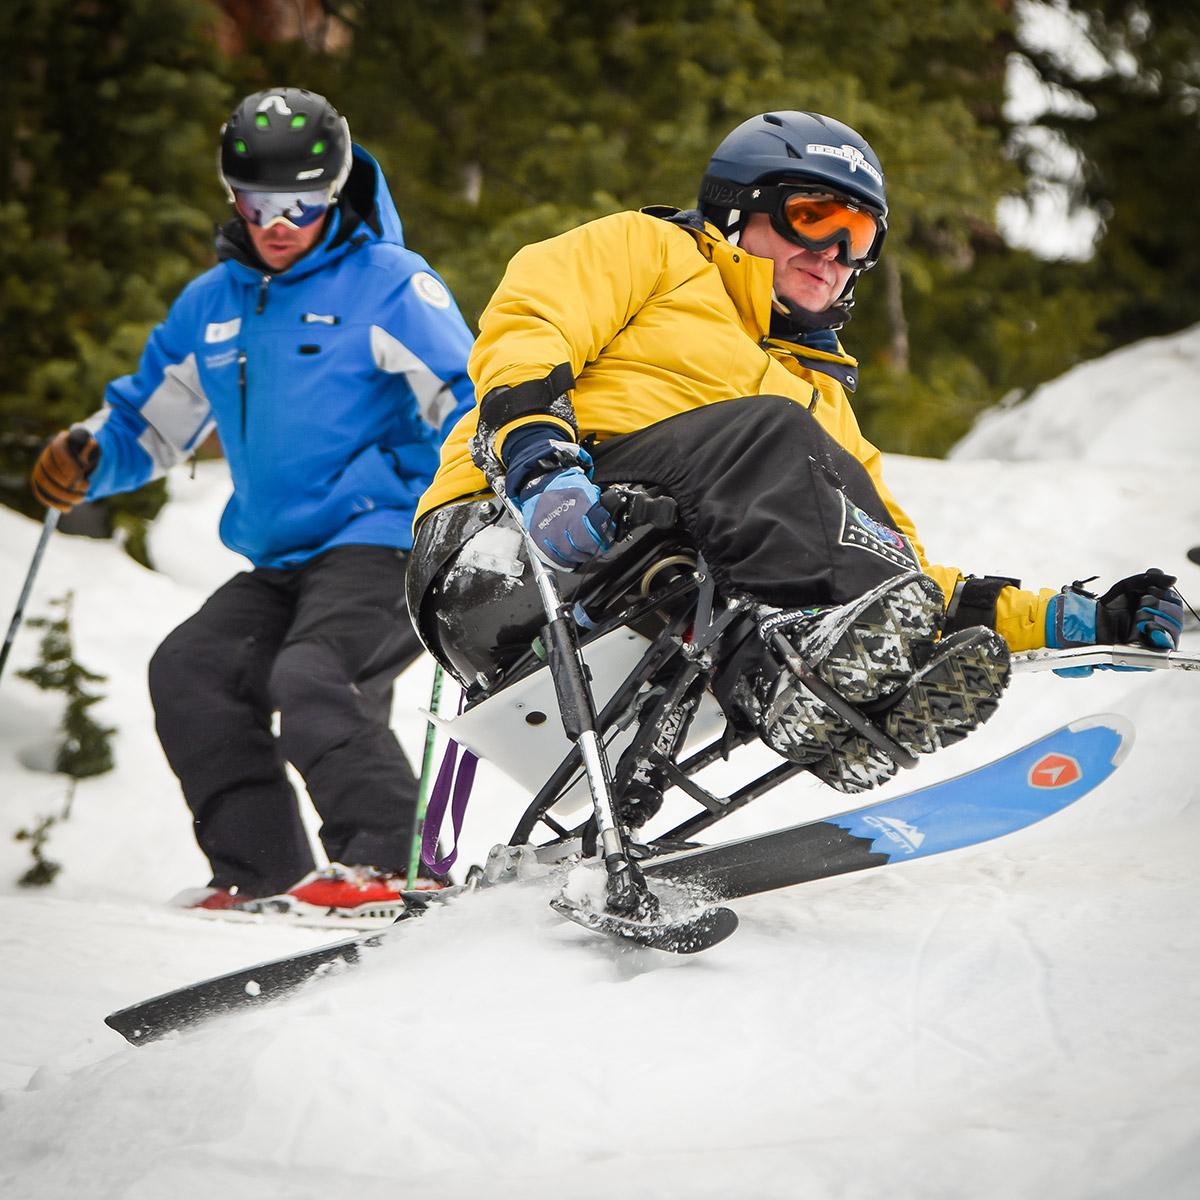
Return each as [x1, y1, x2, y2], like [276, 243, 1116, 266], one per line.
[951, 323, 1200, 465]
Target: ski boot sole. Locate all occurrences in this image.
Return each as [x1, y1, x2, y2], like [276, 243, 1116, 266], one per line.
[877, 625, 1012, 755]
[756, 571, 947, 766]
[760, 571, 946, 706]
[769, 626, 1012, 794]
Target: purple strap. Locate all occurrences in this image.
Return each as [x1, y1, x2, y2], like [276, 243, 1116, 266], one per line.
[420, 698, 478, 875]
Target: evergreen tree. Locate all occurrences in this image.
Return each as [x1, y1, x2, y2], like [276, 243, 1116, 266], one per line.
[746, 1, 1106, 453]
[302, 0, 1099, 453]
[0, 0, 235, 525]
[257, 0, 802, 321]
[1018, 1, 1200, 343]
[0, 0, 1139, 491]
[14, 591, 116, 887]
[17, 592, 116, 779]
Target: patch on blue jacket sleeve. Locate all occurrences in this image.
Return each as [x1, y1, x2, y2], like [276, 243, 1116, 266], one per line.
[411, 272, 451, 309]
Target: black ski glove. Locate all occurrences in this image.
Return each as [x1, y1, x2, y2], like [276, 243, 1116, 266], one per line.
[1046, 568, 1183, 676]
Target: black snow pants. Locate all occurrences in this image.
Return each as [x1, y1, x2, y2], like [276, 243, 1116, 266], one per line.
[148, 544, 423, 897]
[589, 394, 920, 608]
[409, 394, 924, 691]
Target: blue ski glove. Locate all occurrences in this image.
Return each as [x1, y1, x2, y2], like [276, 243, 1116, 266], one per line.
[502, 424, 615, 571]
[1046, 568, 1183, 676]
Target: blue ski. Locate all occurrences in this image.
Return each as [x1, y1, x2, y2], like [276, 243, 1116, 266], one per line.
[644, 713, 1133, 898]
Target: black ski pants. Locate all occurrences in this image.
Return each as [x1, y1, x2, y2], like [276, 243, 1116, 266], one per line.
[410, 394, 924, 689]
[148, 544, 423, 897]
[589, 394, 920, 608]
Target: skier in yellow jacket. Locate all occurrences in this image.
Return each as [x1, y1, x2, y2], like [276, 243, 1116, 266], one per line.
[410, 111, 1182, 792]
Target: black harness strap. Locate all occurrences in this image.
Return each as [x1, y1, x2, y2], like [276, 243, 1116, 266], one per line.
[944, 574, 1021, 635]
[477, 362, 577, 431]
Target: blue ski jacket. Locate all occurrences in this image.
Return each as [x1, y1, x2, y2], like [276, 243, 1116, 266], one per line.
[85, 145, 475, 567]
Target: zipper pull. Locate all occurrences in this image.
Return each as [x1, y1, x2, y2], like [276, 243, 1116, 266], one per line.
[238, 350, 248, 437]
[257, 276, 270, 314]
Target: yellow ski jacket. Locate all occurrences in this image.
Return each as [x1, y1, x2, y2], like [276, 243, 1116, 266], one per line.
[415, 208, 1053, 650]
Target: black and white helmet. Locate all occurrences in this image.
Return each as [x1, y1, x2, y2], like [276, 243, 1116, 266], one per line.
[218, 88, 351, 199]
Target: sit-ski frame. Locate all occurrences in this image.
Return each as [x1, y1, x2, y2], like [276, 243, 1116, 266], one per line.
[461, 549, 1198, 859]
[500, 558, 803, 853]
[456, 478, 1197, 949]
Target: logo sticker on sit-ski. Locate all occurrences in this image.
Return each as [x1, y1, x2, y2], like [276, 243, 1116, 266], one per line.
[1029, 753, 1082, 789]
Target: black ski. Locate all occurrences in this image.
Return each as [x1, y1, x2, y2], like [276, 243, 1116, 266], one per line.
[106, 930, 374, 1044]
[104, 894, 456, 1044]
[106, 714, 1131, 1045]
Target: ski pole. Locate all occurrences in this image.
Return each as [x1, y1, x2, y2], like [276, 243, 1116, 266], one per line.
[0, 508, 60, 683]
[489, 475, 652, 919]
[407, 661, 444, 885]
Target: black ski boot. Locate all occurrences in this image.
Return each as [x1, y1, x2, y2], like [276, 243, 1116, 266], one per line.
[758, 570, 946, 703]
[745, 572, 1011, 793]
[804, 626, 1012, 792]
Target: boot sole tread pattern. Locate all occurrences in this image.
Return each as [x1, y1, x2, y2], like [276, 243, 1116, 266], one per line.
[766, 627, 1011, 794]
[803, 574, 946, 704]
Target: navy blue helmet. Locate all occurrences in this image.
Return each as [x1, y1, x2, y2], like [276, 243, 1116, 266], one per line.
[699, 111, 888, 270]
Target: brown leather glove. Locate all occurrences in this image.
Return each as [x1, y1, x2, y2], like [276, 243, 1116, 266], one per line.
[31, 426, 101, 511]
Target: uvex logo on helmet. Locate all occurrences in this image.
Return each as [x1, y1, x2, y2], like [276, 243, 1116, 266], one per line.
[700, 179, 744, 208]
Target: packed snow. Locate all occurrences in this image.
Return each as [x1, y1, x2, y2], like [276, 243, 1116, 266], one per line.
[2, 326, 1199, 1200]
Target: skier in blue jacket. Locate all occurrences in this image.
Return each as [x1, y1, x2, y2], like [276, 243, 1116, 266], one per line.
[31, 88, 476, 920]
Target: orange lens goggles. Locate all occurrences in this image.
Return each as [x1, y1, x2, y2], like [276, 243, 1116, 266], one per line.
[779, 193, 882, 265]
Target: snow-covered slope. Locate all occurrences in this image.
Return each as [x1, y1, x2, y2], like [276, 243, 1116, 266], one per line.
[1, 327, 1199, 1200]
[951, 323, 1200, 465]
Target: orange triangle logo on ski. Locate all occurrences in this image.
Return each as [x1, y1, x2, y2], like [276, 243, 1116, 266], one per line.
[1029, 752, 1082, 789]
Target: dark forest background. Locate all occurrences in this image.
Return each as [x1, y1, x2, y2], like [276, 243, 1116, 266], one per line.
[3, 0, 1197, 550]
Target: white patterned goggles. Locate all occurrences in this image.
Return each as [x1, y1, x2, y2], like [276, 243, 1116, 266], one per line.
[232, 187, 333, 229]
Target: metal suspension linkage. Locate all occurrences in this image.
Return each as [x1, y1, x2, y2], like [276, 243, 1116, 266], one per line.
[490, 475, 738, 951]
